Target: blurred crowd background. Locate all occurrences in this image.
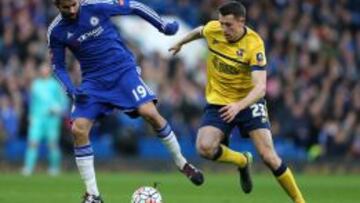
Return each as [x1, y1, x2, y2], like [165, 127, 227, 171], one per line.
[1, 0, 360, 167]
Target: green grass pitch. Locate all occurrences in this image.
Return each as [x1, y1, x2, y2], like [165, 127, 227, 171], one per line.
[0, 171, 358, 203]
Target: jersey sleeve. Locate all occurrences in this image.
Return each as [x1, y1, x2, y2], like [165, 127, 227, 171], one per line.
[201, 21, 219, 40]
[249, 39, 267, 70]
[99, 0, 167, 32]
[96, 0, 132, 16]
[48, 31, 75, 95]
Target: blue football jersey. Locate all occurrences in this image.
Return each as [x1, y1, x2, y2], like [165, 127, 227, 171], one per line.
[48, 0, 171, 95]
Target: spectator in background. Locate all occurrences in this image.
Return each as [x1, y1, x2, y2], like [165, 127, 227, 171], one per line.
[0, 94, 20, 159]
[0, 0, 359, 163]
[0, 95, 19, 142]
[21, 64, 68, 176]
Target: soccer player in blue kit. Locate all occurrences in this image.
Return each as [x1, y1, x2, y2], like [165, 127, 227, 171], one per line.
[48, 0, 204, 202]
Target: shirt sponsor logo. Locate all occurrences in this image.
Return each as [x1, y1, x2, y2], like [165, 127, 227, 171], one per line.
[77, 26, 104, 42]
[212, 56, 244, 75]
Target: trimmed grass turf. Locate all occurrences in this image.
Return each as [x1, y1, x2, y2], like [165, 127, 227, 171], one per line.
[0, 171, 358, 203]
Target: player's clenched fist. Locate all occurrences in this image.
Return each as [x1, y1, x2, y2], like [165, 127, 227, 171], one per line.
[163, 21, 179, 35]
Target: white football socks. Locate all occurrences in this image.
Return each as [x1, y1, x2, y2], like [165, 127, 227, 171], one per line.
[75, 156, 100, 196]
[159, 130, 187, 169]
[74, 145, 100, 196]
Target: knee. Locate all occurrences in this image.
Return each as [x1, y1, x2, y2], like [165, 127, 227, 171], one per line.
[71, 124, 90, 146]
[71, 123, 88, 138]
[196, 141, 217, 160]
[70, 119, 93, 146]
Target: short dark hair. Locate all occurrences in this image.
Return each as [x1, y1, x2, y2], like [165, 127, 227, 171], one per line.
[218, 1, 246, 18]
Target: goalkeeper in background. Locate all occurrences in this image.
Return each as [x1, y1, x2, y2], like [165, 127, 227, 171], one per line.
[169, 1, 305, 203]
[22, 64, 68, 176]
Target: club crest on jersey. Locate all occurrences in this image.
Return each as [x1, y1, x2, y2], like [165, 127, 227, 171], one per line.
[90, 16, 99, 26]
[236, 49, 244, 57]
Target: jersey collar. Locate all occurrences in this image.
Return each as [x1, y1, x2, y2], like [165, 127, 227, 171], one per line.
[229, 26, 247, 44]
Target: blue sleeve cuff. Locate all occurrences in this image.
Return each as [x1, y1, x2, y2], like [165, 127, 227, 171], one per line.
[251, 65, 266, 71]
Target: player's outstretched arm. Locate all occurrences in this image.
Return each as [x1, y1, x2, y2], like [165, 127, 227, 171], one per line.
[168, 26, 204, 56]
[129, 1, 178, 35]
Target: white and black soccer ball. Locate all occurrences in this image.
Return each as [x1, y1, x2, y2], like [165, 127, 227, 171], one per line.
[131, 186, 162, 203]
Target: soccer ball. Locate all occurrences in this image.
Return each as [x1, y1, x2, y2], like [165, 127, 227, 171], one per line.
[131, 186, 162, 203]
